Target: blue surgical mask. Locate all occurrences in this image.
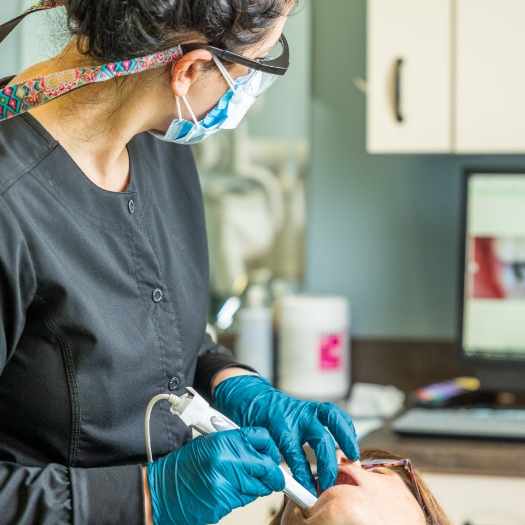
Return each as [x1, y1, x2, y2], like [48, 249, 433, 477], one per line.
[150, 57, 261, 145]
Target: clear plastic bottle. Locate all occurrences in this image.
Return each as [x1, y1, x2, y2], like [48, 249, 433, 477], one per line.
[234, 270, 274, 382]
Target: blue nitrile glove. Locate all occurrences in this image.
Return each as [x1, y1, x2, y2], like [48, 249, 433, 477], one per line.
[147, 428, 285, 525]
[214, 376, 359, 495]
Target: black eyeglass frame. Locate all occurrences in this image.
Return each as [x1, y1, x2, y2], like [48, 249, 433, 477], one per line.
[180, 34, 289, 76]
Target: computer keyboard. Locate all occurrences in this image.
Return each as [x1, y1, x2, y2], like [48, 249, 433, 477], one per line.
[392, 408, 525, 440]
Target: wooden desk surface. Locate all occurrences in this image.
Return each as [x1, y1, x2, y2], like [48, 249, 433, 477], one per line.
[359, 423, 525, 478]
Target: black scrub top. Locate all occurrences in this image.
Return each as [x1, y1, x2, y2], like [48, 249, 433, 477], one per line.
[0, 113, 248, 525]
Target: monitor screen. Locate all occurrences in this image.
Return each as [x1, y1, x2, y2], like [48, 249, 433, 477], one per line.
[462, 172, 525, 360]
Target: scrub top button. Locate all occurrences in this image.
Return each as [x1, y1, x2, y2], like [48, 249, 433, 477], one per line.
[168, 377, 180, 391]
[152, 288, 163, 303]
[128, 199, 136, 214]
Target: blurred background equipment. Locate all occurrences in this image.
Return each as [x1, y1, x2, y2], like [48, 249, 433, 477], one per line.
[197, 115, 307, 322]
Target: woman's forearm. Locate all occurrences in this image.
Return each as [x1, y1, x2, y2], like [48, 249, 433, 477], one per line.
[143, 467, 154, 525]
[211, 367, 259, 395]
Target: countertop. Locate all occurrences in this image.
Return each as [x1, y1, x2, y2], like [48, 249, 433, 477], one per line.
[359, 422, 525, 477]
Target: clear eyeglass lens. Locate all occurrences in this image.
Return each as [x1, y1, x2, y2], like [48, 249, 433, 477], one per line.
[243, 71, 278, 98]
[265, 40, 284, 61]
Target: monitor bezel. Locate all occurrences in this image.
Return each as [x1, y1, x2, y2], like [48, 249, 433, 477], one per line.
[458, 168, 525, 366]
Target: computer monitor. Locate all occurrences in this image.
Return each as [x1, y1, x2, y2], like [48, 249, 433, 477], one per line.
[459, 170, 525, 392]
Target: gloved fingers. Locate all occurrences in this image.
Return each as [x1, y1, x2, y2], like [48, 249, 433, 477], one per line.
[236, 475, 277, 499]
[237, 428, 286, 493]
[249, 463, 286, 495]
[241, 451, 286, 493]
[278, 437, 317, 496]
[241, 427, 282, 465]
[303, 420, 338, 491]
[318, 403, 360, 462]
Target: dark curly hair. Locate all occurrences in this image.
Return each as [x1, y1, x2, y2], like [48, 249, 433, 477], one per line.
[61, 0, 296, 62]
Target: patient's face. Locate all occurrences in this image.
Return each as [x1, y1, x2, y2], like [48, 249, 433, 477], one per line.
[282, 459, 426, 525]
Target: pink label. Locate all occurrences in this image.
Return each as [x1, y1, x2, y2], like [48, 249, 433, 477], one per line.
[319, 333, 344, 371]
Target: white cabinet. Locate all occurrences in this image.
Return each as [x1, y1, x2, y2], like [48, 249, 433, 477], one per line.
[423, 472, 525, 525]
[367, 0, 452, 153]
[455, 0, 525, 153]
[368, 0, 525, 154]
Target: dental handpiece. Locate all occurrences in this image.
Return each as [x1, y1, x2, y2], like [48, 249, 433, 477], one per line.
[168, 388, 318, 509]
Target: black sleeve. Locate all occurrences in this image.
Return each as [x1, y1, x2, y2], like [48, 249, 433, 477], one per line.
[194, 332, 257, 403]
[0, 196, 36, 366]
[0, 199, 145, 525]
[0, 463, 144, 525]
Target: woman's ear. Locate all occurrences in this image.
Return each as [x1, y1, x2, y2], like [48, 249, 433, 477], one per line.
[170, 49, 213, 98]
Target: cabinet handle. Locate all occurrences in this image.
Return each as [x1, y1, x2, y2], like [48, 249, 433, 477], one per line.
[394, 58, 404, 123]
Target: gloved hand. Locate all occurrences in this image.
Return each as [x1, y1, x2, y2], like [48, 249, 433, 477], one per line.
[147, 428, 285, 525]
[214, 376, 359, 495]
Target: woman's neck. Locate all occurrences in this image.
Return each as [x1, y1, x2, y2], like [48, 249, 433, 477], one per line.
[12, 42, 173, 192]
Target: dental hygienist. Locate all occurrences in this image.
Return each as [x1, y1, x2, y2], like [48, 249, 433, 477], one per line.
[0, 1, 359, 524]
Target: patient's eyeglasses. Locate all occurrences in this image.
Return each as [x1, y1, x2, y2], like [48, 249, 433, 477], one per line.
[360, 459, 425, 511]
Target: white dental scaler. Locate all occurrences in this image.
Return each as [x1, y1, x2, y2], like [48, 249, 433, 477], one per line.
[144, 388, 318, 509]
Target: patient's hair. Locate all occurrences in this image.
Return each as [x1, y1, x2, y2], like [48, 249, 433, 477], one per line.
[269, 447, 451, 525]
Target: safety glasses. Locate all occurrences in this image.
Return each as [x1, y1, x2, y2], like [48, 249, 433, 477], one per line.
[181, 35, 289, 99]
[360, 459, 425, 511]
[181, 35, 289, 76]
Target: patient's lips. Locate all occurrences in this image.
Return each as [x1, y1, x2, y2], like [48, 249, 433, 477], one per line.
[314, 456, 361, 495]
[334, 458, 360, 487]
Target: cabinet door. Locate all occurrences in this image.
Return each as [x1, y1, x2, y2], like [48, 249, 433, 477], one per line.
[455, 0, 525, 153]
[367, 0, 452, 153]
[423, 473, 525, 525]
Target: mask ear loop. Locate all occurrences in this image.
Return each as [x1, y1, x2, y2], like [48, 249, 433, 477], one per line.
[171, 60, 201, 129]
[176, 96, 182, 122]
[180, 96, 201, 129]
[212, 55, 237, 92]
[171, 55, 235, 140]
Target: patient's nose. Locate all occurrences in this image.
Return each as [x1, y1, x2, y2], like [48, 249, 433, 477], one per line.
[338, 454, 361, 468]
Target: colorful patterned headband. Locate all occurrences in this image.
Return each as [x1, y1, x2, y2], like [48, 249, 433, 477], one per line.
[0, 1, 184, 121]
[25, 0, 63, 15]
[0, 47, 183, 121]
